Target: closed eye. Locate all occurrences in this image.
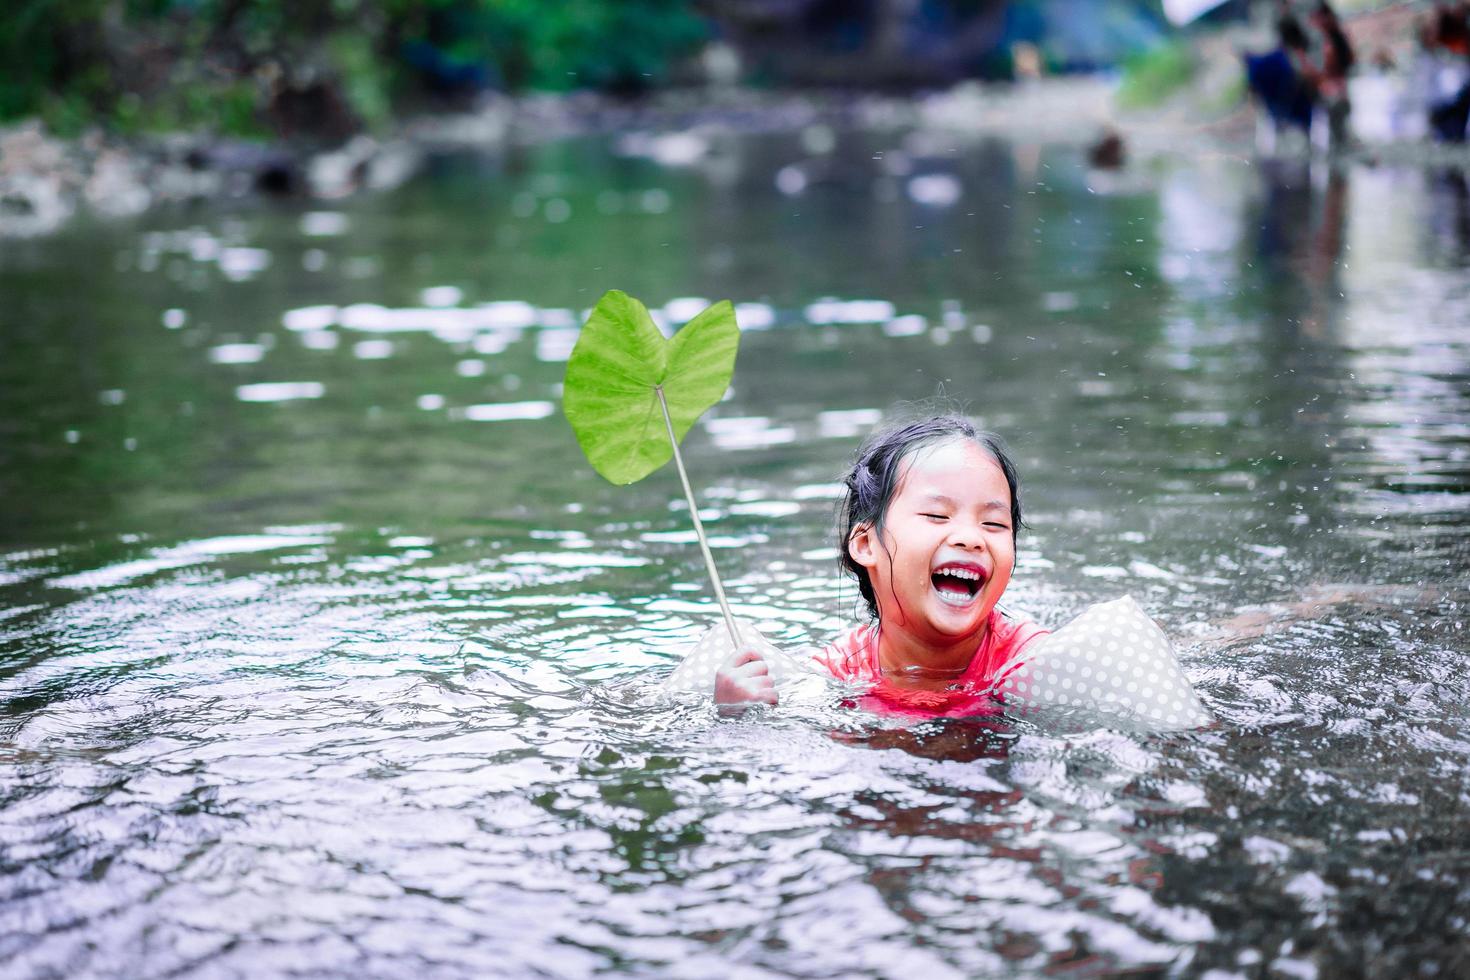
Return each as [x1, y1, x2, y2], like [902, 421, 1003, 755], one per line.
[985, 522, 1010, 530]
[919, 513, 948, 522]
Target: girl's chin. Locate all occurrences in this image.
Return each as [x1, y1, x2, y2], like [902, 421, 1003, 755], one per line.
[923, 594, 991, 632]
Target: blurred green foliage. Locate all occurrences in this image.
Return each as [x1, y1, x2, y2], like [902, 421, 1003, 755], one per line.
[0, 0, 709, 137]
[1115, 38, 1196, 109]
[392, 0, 709, 91]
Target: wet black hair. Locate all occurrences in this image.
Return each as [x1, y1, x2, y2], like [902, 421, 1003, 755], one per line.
[1278, 14, 1310, 52]
[837, 414, 1024, 621]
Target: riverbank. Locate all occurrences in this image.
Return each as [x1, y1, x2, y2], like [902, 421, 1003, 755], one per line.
[5, 59, 1469, 240]
[3, 83, 1120, 239]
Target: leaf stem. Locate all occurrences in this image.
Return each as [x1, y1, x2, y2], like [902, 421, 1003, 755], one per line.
[655, 385, 741, 648]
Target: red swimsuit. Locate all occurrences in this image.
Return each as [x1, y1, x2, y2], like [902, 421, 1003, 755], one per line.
[812, 609, 1049, 718]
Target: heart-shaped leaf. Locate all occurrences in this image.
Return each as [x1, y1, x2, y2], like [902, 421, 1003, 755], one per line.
[563, 290, 739, 484]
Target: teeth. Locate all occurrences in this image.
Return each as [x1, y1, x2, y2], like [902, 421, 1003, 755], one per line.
[937, 568, 980, 581]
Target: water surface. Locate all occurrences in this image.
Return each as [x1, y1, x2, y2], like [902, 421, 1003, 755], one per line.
[1, 129, 1467, 977]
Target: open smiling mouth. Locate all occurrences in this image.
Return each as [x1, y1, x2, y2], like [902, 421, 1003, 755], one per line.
[931, 565, 985, 606]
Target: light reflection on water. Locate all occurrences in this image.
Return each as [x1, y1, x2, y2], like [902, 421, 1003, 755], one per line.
[1, 131, 1467, 977]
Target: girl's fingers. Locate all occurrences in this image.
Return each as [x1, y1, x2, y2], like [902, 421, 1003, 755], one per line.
[728, 648, 764, 669]
[719, 676, 777, 709]
[715, 648, 778, 708]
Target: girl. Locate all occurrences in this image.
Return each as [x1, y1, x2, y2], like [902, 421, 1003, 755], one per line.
[714, 415, 1050, 718]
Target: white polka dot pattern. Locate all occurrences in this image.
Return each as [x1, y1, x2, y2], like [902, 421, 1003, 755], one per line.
[993, 596, 1212, 729]
[662, 620, 813, 695]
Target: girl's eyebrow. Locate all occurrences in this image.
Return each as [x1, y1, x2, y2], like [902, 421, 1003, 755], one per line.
[919, 492, 1009, 511]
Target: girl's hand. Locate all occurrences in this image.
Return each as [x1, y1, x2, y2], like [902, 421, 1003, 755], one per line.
[714, 648, 778, 713]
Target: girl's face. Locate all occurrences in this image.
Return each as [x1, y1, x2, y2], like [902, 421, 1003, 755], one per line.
[849, 439, 1016, 649]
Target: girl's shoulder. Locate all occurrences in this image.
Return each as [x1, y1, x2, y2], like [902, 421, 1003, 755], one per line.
[812, 610, 1049, 685]
[967, 606, 1050, 683]
[812, 623, 880, 682]
[991, 606, 1051, 649]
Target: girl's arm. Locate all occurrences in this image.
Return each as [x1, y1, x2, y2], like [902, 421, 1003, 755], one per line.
[1197, 583, 1438, 646]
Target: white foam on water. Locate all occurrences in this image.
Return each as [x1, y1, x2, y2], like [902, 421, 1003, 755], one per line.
[735, 302, 776, 330]
[416, 394, 445, 411]
[907, 173, 962, 207]
[457, 401, 555, 422]
[1044, 291, 1079, 312]
[728, 501, 802, 518]
[301, 211, 349, 236]
[339, 304, 484, 333]
[793, 482, 845, 500]
[455, 359, 485, 378]
[48, 532, 332, 590]
[283, 305, 338, 331]
[353, 340, 394, 360]
[538, 308, 577, 329]
[639, 530, 766, 548]
[817, 408, 882, 438]
[236, 382, 325, 403]
[709, 426, 796, 451]
[704, 416, 771, 435]
[473, 331, 512, 356]
[776, 165, 807, 196]
[500, 551, 646, 568]
[883, 314, 928, 337]
[188, 235, 220, 262]
[338, 303, 395, 331]
[299, 330, 339, 350]
[663, 297, 710, 323]
[219, 247, 271, 281]
[804, 298, 896, 325]
[209, 343, 266, 365]
[421, 285, 463, 308]
[478, 301, 538, 329]
[536, 329, 579, 363]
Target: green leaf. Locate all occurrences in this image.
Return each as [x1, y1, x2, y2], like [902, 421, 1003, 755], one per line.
[563, 290, 738, 484]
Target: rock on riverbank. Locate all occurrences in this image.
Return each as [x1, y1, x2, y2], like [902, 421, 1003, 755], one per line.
[0, 121, 431, 239]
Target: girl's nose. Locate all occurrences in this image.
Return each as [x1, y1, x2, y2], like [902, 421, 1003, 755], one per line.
[947, 523, 984, 549]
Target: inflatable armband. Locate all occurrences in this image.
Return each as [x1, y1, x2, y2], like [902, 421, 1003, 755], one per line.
[992, 596, 1211, 729]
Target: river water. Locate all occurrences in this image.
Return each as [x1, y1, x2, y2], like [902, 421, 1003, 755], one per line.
[1, 126, 1467, 977]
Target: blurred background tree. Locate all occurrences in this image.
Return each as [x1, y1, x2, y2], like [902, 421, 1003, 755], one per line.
[3, 0, 1327, 140]
[0, 0, 710, 138]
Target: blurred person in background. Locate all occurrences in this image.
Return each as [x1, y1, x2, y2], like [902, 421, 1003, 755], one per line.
[1308, 2, 1354, 149]
[1419, 2, 1470, 141]
[1245, 6, 1317, 152]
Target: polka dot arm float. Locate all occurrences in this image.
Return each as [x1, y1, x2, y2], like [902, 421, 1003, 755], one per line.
[992, 596, 1212, 729]
[662, 619, 831, 700]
